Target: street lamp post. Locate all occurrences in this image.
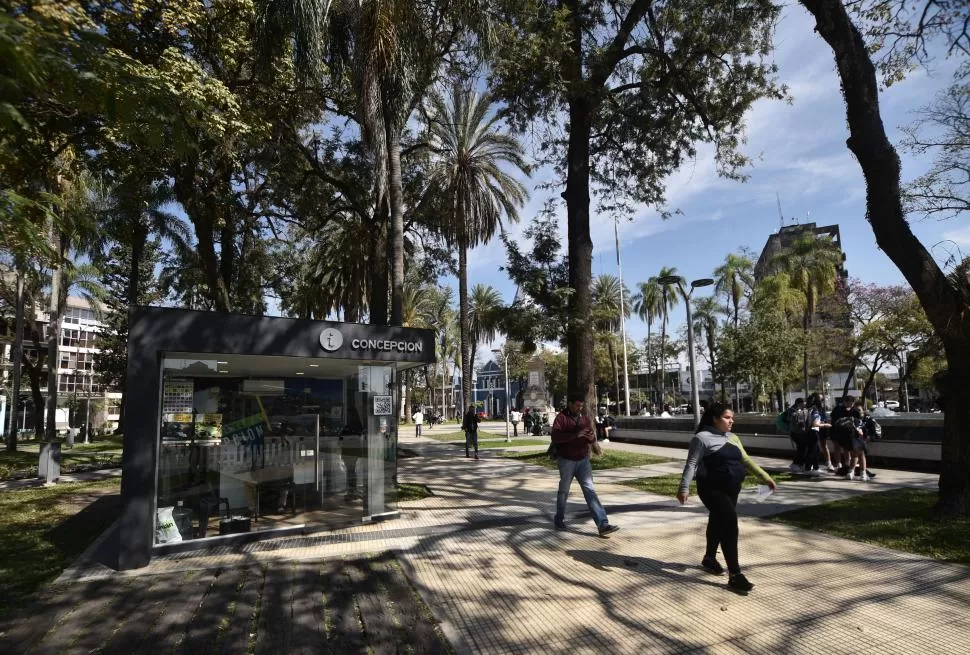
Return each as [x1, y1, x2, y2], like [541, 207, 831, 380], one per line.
[492, 349, 511, 442]
[659, 276, 714, 428]
[614, 217, 631, 416]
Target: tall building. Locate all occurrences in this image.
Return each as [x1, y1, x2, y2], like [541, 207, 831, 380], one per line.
[1, 295, 121, 434]
[754, 222, 848, 282]
[754, 222, 852, 400]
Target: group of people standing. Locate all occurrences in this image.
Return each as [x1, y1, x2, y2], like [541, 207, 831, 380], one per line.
[786, 393, 878, 481]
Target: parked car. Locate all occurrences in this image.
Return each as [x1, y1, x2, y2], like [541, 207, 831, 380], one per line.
[885, 400, 900, 410]
[675, 404, 690, 415]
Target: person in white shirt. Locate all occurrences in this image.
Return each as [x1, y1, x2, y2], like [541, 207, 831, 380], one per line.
[412, 408, 424, 437]
[510, 409, 522, 436]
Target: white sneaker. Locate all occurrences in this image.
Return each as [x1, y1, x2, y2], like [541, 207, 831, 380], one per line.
[826, 463, 836, 473]
[861, 472, 870, 482]
[847, 469, 856, 481]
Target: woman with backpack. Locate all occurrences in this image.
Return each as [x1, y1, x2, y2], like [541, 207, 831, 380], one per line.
[677, 402, 777, 594]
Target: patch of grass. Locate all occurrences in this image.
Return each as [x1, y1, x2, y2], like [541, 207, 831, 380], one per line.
[423, 430, 504, 442]
[0, 479, 121, 617]
[389, 483, 432, 502]
[619, 472, 798, 497]
[478, 439, 548, 448]
[0, 446, 123, 481]
[772, 488, 970, 565]
[502, 449, 672, 470]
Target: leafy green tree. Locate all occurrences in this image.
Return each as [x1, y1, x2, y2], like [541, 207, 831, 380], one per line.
[500, 210, 572, 350]
[798, 0, 970, 514]
[420, 86, 529, 406]
[490, 0, 785, 404]
[94, 240, 163, 434]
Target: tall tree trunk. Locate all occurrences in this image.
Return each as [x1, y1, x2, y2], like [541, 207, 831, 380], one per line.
[802, 309, 810, 399]
[564, 91, 595, 406]
[841, 359, 858, 400]
[368, 201, 389, 326]
[386, 124, 405, 326]
[5, 271, 25, 451]
[459, 242, 472, 414]
[21, 353, 46, 439]
[801, 0, 970, 514]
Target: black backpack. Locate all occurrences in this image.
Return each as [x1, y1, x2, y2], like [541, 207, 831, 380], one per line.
[788, 407, 809, 435]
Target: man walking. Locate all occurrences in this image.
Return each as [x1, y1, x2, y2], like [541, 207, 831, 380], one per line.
[412, 407, 424, 437]
[551, 392, 620, 537]
[510, 408, 522, 436]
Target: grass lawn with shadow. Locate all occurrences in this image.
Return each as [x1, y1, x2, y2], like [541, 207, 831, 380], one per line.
[0, 446, 123, 481]
[502, 449, 672, 470]
[0, 479, 121, 617]
[771, 487, 970, 565]
[423, 430, 504, 442]
[619, 472, 798, 497]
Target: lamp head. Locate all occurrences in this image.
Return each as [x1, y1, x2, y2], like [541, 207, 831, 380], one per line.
[657, 275, 683, 285]
[691, 278, 715, 289]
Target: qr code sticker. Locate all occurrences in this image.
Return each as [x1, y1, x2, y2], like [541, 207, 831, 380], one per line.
[373, 395, 393, 416]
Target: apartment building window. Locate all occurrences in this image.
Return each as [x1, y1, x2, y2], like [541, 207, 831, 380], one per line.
[63, 307, 96, 325]
[60, 327, 98, 348]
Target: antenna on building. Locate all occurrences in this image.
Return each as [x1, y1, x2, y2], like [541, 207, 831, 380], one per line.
[776, 193, 785, 228]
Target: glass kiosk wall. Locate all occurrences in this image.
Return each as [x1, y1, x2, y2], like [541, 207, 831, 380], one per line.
[120, 307, 434, 569]
[155, 354, 405, 544]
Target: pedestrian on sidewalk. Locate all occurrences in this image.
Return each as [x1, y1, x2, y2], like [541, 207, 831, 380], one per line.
[677, 401, 776, 594]
[510, 408, 522, 436]
[412, 407, 424, 437]
[462, 405, 480, 459]
[551, 392, 619, 537]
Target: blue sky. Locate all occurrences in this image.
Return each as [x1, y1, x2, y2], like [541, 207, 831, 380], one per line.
[457, 4, 969, 362]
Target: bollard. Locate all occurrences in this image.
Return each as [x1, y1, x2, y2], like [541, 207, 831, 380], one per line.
[38, 441, 61, 484]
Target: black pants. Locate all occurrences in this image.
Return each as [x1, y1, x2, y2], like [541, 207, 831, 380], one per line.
[512, 422, 519, 436]
[791, 432, 817, 469]
[697, 482, 742, 575]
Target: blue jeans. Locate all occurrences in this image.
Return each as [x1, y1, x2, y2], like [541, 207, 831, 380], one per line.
[555, 456, 608, 528]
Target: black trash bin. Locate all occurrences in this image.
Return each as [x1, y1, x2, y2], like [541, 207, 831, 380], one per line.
[39, 442, 61, 483]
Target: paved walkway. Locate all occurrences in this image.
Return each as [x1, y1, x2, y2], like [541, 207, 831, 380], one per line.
[4, 437, 967, 654]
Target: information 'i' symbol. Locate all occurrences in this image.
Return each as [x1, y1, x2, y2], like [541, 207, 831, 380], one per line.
[319, 328, 343, 351]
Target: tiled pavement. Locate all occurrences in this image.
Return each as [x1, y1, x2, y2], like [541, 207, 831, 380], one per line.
[10, 435, 970, 654]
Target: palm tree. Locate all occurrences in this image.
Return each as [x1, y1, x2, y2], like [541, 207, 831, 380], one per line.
[691, 295, 723, 402]
[714, 253, 755, 329]
[714, 252, 755, 409]
[592, 275, 629, 409]
[468, 284, 504, 382]
[771, 232, 843, 397]
[257, 2, 492, 326]
[654, 267, 681, 403]
[632, 279, 662, 404]
[421, 87, 529, 408]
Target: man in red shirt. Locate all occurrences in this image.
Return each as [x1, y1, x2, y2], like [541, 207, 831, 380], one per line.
[551, 392, 620, 536]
